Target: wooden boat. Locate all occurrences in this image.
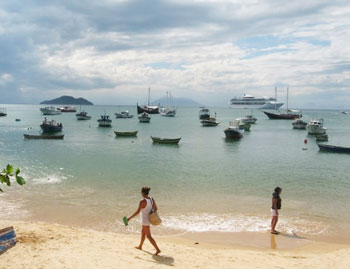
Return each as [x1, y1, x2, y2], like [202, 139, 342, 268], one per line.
[138, 112, 151, 123]
[201, 118, 219, 126]
[224, 126, 244, 139]
[98, 114, 112, 127]
[40, 119, 63, 132]
[0, 226, 17, 254]
[292, 119, 307, 129]
[151, 136, 181, 144]
[114, 131, 138, 137]
[24, 134, 64, 139]
[317, 143, 350, 153]
[316, 134, 328, 142]
[115, 111, 134, 118]
[0, 108, 7, 117]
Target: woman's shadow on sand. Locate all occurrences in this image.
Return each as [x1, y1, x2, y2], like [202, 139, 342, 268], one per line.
[142, 250, 175, 266]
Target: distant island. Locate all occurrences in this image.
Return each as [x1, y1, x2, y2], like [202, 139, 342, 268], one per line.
[40, 96, 93, 105]
[152, 96, 201, 107]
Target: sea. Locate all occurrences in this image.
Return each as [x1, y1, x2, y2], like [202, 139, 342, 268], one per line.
[1, 104, 350, 243]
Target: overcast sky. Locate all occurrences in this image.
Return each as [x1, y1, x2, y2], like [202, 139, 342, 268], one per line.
[0, 0, 349, 108]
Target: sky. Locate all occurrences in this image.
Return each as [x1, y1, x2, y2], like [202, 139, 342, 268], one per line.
[0, 0, 349, 108]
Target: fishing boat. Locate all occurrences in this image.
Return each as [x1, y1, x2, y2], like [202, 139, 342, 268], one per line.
[115, 110, 134, 118]
[76, 111, 91, 120]
[137, 87, 159, 114]
[316, 134, 328, 142]
[307, 119, 326, 135]
[292, 119, 307, 129]
[201, 117, 220, 126]
[138, 112, 151, 123]
[114, 131, 138, 137]
[40, 118, 63, 133]
[40, 107, 62, 115]
[199, 107, 210, 120]
[317, 143, 350, 153]
[242, 115, 257, 124]
[160, 91, 176, 117]
[24, 134, 64, 139]
[58, 106, 76, 112]
[224, 125, 244, 139]
[151, 136, 181, 144]
[97, 114, 112, 127]
[0, 108, 7, 116]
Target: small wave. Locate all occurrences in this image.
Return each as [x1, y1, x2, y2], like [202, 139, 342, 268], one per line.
[0, 197, 30, 219]
[161, 213, 328, 236]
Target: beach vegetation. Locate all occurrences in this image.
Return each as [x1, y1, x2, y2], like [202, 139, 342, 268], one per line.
[0, 164, 25, 192]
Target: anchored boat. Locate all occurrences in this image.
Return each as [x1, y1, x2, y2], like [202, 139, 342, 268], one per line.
[151, 136, 181, 144]
[114, 131, 138, 137]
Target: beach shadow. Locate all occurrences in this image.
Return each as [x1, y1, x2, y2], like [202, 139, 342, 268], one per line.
[143, 250, 175, 266]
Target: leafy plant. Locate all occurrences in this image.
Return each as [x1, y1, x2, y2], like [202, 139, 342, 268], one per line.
[0, 164, 25, 192]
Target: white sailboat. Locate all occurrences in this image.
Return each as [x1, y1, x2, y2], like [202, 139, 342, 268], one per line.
[160, 91, 176, 117]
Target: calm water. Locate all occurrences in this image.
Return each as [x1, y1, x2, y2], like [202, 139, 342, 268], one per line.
[1, 104, 350, 242]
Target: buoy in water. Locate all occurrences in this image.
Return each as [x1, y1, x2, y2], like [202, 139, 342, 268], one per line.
[304, 139, 307, 144]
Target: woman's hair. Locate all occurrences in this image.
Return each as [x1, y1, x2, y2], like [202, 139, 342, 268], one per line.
[141, 187, 151, 195]
[274, 187, 282, 194]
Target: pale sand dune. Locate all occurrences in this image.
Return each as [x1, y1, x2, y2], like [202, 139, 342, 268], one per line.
[1, 221, 350, 269]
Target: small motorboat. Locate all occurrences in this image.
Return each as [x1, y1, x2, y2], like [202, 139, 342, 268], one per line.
[199, 107, 210, 120]
[15, 119, 21, 122]
[40, 118, 63, 133]
[138, 112, 151, 123]
[160, 108, 176, 117]
[24, 134, 64, 139]
[114, 131, 138, 137]
[307, 119, 326, 135]
[115, 111, 134, 118]
[40, 107, 62, 115]
[98, 114, 112, 127]
[292, 119, 307, 129]
[58, 106, 76, 112]
[231, 118, 251, 131]
[76, 111, 91, 120]
[151, 136, 181, 144]
[317, 143, 350, 153]
[316, 134, 328, 142]
[0, 108, 7, 116]
[242, 115, 257, 124]
[224, 125, 244, 139]
[201, 117, 220, 126]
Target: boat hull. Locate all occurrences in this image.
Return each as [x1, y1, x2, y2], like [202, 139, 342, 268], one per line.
[224, 128, 244, 139]
[318, 143, 350, 153]
[24, 134, 64, 139]
[151, 136, 181, 144]
[114, 131, 138, 137]
[201, 119, 219, 126]
[98, 120, 112, 127]
[263, 111, 301, 120]
[40, 108, 62, 115]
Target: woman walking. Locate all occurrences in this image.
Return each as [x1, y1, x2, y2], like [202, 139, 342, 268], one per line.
[271, 187, 282, 234]
[128, 187, 161, 255]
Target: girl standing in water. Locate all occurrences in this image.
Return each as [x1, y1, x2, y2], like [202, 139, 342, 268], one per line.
[271, 187, 282, 234]
[128, 187, 161, 255]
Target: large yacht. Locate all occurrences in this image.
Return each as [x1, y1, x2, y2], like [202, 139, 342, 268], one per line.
[229, 94, 283, 109]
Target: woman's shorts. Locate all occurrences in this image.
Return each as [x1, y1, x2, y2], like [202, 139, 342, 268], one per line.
[271, 209, 279, 216]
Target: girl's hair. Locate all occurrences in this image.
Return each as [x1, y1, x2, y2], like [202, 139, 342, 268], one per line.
[141, 187, 151, 195]
[274, 187, 282, 194]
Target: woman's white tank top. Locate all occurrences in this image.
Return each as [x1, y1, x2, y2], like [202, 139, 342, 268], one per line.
[140, 198, 153, 226]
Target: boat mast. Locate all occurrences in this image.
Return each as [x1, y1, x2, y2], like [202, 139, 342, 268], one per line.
[275, 86, 277, 110]
[286, 87, 289, 111]
[148, 87, 151, 106]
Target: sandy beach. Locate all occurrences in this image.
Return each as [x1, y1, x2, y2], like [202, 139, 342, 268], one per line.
[1, 220, 350, 269]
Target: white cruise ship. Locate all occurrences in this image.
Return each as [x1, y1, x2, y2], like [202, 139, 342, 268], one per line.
[229, 94, 284, 109]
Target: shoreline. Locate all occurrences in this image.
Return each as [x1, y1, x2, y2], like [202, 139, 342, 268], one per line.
[1, 220, 350, 268]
